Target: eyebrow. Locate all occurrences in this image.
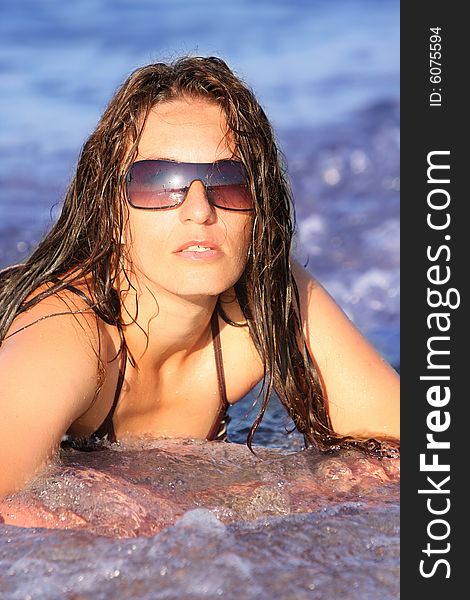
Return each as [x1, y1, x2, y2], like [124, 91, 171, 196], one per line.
[140, 148, 241, 161]
[146, 156, 181, 163]
[139, 156, 241, 164]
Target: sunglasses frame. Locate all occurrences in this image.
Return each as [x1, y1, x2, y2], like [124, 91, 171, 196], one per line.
[125, 158, 255, 212]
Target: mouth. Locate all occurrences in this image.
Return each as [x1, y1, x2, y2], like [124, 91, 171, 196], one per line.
[175, 238, 221, 253]
[174, 236, 224, 262]
[180, 244, 214, 252]
[175, 245, 221, 260]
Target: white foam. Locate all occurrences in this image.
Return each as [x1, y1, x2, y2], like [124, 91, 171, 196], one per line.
[174, 508, 227, 533]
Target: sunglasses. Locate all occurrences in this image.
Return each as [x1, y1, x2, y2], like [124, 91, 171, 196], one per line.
[125, 159, 254, 211]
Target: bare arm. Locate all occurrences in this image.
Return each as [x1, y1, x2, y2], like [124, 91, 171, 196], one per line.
[0, 293, 101, 498]
[291, 259, 400, 441]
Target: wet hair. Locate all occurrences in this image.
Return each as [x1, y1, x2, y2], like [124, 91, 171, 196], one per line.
[0, 55, 398, 458]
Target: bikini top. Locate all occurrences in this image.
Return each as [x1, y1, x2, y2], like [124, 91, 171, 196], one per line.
[59, 284, 231, 449]
[90, 309, 230, 444]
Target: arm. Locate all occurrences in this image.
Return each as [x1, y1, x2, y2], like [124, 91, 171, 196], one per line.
[0, 293, 101, 498]
[291, 259, 399, 441]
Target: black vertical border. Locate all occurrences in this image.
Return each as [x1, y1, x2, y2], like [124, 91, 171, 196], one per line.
[401, 2, 465, 596]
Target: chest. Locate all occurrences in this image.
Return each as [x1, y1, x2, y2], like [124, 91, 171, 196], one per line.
[69, 317, 265, 440]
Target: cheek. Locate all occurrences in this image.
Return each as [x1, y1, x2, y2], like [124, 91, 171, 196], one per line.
[226, 209, 252, 234]
[238, 217, 254, 254]
[228, 217, 253, 272]
[123, 214, 167, 265]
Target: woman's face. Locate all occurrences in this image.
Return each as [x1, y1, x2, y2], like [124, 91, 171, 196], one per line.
[122, 98, 253, 300]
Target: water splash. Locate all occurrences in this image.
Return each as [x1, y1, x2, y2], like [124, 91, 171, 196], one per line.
[0, 440, 399, 599]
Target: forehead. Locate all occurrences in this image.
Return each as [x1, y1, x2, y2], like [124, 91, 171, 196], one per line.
[136, 98, 236, 163]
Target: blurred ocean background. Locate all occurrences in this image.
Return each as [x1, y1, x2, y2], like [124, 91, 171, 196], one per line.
[0, 0, 399, 442]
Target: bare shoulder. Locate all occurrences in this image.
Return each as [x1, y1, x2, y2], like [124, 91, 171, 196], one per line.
[290, 258, 400, 440]
[3, 281, 104, 369]
[0, 283, 106, 496]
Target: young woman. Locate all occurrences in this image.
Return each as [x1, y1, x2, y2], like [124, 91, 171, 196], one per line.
[0, 56, 399, 498]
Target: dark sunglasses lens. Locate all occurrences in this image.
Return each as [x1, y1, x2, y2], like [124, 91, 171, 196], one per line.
[127, 160, 253, 210]
[207, 162, 253, 210]
[126, 161, 187, 209]
[207, 183, 253, 210]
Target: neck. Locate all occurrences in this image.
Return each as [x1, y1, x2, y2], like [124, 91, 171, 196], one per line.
[116, 278, 219, 370]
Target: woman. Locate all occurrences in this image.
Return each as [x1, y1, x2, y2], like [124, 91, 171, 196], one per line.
[0, 56, 399, 499]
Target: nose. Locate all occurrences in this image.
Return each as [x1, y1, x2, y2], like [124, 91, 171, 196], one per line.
[179, 179, 215, 223]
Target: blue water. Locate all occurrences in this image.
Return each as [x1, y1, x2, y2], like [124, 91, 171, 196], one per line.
[1, 442, 400, 599]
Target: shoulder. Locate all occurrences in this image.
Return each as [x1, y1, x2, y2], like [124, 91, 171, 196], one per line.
[1, 281, 109, 402]
[0, 281, 111, 496]
[290, 258, 400, 440]
[290, 258, 341, 332]
[291, 257, 365, 342]
[5, 281, 101, 352]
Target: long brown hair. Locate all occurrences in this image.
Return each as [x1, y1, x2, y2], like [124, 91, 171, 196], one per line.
[0, 56, 398, 457]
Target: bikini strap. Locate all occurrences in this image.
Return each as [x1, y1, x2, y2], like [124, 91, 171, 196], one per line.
[210, 309, 229, 410]
[47, 277, 115, 325]
[91, 343, 127, 444]
[99, 313, 226, 443]
[46, 276, 125, 443]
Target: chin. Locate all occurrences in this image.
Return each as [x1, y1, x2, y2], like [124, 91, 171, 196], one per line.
[172, 280, 234, 299]
[138, 259, 246, 300]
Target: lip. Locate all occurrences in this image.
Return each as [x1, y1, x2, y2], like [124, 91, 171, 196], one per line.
[175, 239, 221, 253]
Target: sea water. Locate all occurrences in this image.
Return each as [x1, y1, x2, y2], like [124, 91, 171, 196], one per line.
[0, 1, 399, 598]
[1, 440, 399, 599]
